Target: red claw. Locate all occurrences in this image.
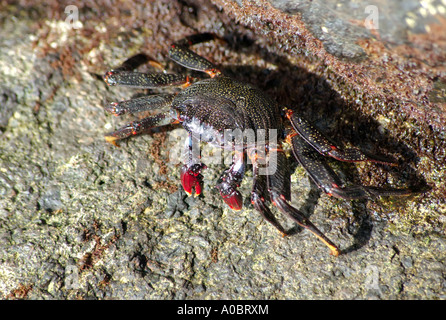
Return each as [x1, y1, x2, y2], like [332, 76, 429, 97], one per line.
[181, 165, 204, 197]
[221, 190, 243, 211]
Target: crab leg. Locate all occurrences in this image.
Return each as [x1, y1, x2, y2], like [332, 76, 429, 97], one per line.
[289, 133, 413, 199]
[104, 94, 176, 116]
[169, 33, 222, 78]
[251, 161, 288, 236]
[104, 112, 174, 146]
[286, 109, 395, 165]
[104, 53, 191, 88]
[102, 54, 185, 146]
[104, 71, 190, 89]
[271, 190, 341, 256]
[265, 149, 341, 256]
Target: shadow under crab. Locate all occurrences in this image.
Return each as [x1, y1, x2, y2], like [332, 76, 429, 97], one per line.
[102, 33, 421, 256]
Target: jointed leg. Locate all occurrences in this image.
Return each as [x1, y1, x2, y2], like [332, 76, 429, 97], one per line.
[104, 71, 190, 88]
[105, 94, 176, 116]
[270, 190, 341, 256]
[104, 52, 191, 88]
[103, 55, 184, 146]
[289, 133, 413, 199]
[251, 162, 288, 236]
[104, 112, 174, 146]
[267, 149, 341, 256]
[286, 109, 395, 165]
[169, 33, 222, 78]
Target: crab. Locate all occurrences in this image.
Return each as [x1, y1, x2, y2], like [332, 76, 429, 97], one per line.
[102, 33, 414, 256]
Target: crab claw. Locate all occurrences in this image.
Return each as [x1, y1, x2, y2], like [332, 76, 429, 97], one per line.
[221, 189, 243, 211]
[181, 164, 205, 197]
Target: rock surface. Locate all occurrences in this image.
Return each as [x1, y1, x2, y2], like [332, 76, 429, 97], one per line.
[235, 0, 446, 130]
[0, 0, 445, 300]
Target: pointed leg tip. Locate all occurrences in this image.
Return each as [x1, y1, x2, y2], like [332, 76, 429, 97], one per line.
[330, 248, 341, 257]
[104, 135, 120, 147]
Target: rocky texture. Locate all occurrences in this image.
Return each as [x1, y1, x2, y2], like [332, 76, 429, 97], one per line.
[0, 0, 445, 300]
[213, 0, 446, 130]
